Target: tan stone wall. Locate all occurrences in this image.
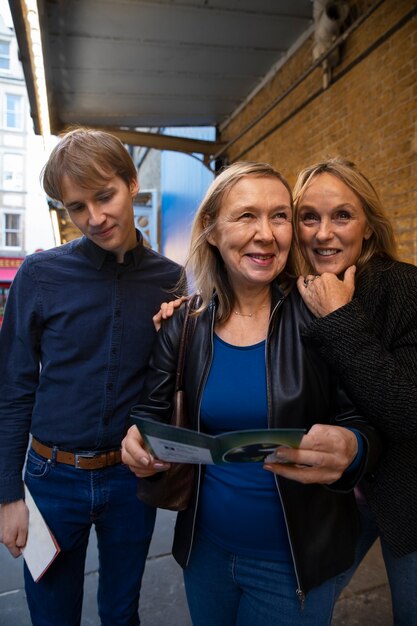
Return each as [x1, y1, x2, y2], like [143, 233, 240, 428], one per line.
[219, 0, 417, 264]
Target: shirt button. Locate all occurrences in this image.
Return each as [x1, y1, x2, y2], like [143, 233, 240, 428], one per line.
[107, 383, 114, 391]
[115, 310, 121, 317]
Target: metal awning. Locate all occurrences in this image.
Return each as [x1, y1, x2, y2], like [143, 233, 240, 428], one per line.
[9, 0, 313, 161]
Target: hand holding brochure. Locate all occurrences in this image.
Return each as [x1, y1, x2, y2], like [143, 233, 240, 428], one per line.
[132, 416, 305, 465]
[22, 485, 60, 582]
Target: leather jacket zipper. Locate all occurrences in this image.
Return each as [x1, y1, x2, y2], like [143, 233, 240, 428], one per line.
[273, 474, 306, 608]
[266, 296, 306, 607]
[184, 303, 216, 568]
[184, 293, 306, 607]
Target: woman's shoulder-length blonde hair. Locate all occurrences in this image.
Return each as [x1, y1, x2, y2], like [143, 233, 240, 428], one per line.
[184, 161, 295, 322]
[292, 157, 397, 275]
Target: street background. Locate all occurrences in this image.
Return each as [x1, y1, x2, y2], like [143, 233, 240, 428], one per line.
[0, 508, 392, 626]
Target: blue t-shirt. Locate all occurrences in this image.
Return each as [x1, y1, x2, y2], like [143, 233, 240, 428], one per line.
[198, 334, 291, 561]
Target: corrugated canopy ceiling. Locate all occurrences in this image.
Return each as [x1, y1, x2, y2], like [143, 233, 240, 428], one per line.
[9, 0, 313, 157]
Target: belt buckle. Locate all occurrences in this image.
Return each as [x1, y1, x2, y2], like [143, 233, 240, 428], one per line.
[74, 451, 96, 468]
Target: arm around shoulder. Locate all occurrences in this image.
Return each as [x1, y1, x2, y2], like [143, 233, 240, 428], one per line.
[130, 301, 188, 425]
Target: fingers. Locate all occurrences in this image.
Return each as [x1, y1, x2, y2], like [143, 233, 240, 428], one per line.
[14, 526, 28, 556]
[160, 298, 186, 320]
[0, 500, 29, 558]
[297, 270, 355, 317]
[302, 274, 319, 288]
[299, 267, 356, 288]
[263, 424, 358, 484]
[299, 424, 358, 466]
[343, 265, 356, 287]
[165, 297, 187, 318]
[121, 425, 153, 469]
[152, 297, 188, 332]
[264, 461, 344, 484]
[121, 425, 171, 478]
[297, 274, 318, 301]
[6, 544, 23, 558]
[296, 275, 306, 294]
[160, 301, 176, 320]
[152, 301, 178, 332]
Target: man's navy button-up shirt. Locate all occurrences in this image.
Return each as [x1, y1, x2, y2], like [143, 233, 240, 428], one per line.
[0, 233, 182, 502]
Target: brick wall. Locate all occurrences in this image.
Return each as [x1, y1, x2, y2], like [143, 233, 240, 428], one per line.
[219, 0, 417, 264]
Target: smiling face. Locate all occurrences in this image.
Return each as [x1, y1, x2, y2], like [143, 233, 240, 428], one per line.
[61, 174, 139, 262]
[297, 173, 372, 276]
[207, 175, 293, 293]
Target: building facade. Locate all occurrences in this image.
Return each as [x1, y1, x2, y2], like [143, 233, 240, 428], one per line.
[0, 13, 26, 324]
[0, 12, 54, 325]
[218, 0, 417, 265]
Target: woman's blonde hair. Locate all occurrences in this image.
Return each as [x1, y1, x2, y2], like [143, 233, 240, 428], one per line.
[42, 127, 138, 202]
[293, 157, 397, 274]
[185, 161, 294, 322]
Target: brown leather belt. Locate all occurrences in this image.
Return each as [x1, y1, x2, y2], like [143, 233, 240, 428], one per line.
[31, 437, 122, 470]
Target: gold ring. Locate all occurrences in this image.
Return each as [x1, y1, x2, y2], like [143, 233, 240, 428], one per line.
[304, 275, 319, 288]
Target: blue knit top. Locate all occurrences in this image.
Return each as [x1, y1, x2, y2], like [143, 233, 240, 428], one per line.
[197, 334, 292, 561]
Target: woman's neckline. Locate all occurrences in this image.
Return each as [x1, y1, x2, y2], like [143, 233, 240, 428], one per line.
[214, 333, 266, 349]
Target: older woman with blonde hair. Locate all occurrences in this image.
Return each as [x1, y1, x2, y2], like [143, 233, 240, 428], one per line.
[293, 157, 417, 625]
[122, 161, 381, 626]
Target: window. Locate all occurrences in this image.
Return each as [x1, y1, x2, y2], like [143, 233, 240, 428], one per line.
[1, 212, 22, 248]
[3, 153, 24, 190]
[4, 94, 23, 130]
[0, 41, 10, 70]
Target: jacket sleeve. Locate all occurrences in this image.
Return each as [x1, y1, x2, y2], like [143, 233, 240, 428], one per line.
[327, 379, 383, 492]
[0, 262, 42, 503]
[130, 303, 186, 425]
[302, 263, 417, 442]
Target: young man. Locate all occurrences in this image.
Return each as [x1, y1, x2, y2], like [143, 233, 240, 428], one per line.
[0, 128, 183, 625]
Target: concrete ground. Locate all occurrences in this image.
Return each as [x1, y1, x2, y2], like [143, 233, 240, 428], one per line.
[0, 509, 391, 626]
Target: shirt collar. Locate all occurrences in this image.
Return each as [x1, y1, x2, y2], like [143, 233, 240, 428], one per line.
[79, 229, 145, 270]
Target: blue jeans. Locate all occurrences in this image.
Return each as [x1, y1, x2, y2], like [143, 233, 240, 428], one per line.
[24, 448, 156, 626]
[335, 501, 417, 626]
[183, 532, 339, 626]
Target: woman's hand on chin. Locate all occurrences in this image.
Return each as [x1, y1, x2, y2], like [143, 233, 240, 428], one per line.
[297, 265, 356, 317]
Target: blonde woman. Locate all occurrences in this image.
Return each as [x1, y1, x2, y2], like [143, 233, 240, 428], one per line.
[122, 162, 381, 626]
[294, 157, 417, 626]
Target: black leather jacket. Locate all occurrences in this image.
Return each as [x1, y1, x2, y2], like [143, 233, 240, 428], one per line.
[134, 281, 381, 597]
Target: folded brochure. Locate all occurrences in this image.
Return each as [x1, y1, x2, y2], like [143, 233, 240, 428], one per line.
[132, 415, 305, 464]
[22, 485, 61, 582]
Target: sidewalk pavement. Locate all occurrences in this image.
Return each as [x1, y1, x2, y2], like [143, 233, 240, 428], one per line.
[0, 509, 392, 626]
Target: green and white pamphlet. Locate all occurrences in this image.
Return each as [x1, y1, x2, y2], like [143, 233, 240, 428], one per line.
[131, 415, 305, 465]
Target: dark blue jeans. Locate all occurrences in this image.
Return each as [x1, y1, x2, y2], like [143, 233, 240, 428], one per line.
[24, 448, 156, 626]
[335, 500, 417, 626]
[183, 532, 339, 626]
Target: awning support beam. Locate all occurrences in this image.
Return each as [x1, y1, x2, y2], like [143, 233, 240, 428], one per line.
[64, 126, 224, 162]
